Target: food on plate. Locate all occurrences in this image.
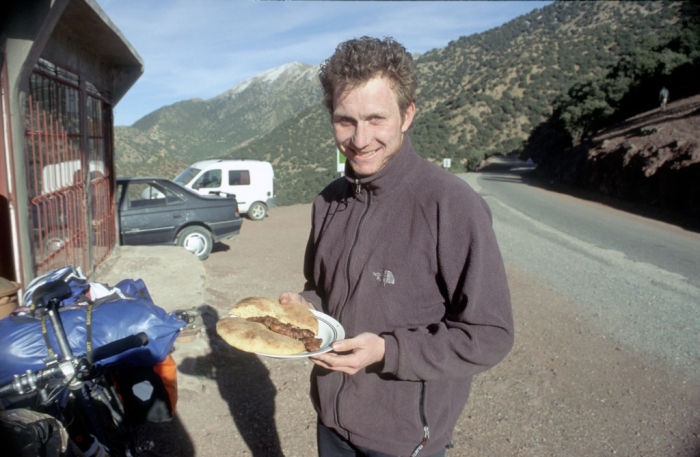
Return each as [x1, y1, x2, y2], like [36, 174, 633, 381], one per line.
[246, 315, 322, 352]
[230, 296, 318, 334]
[216, 296, 322, 355]
[216, 318, 306, 354]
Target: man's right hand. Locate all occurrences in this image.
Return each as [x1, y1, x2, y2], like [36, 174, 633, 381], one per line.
[278, 292, 315, 310]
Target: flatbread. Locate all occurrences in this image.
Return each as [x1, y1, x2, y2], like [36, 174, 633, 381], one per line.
[216, 317, 306, 355]
[230, 296, 318, 334]
[230, 296, 279, 318]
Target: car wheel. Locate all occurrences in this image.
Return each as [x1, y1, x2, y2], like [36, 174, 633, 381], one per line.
[177, 226, 213, 260]
[247, 202, 266, 221]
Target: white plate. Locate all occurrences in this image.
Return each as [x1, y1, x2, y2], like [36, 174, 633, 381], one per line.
[256, 310, 345, 359]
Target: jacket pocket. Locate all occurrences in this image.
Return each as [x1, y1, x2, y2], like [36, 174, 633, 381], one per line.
[332, 373, 426, 450]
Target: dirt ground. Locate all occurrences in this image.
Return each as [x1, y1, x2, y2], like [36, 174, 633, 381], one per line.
[140, 204, 700, 457]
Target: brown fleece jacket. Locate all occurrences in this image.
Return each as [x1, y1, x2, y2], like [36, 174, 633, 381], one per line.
[300, 135, 514, 456]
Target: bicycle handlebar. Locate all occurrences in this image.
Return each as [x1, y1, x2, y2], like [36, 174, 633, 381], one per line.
[0, 365, 63, 398]
[0, 332, 149, 399]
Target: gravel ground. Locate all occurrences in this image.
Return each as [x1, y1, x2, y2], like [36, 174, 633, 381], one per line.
[139, 193, 700, 457]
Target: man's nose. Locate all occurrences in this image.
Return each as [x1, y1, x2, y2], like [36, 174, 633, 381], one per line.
[352, 123, 371, 149]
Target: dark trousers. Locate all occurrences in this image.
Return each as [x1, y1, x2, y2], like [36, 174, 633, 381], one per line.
[317, 421, 447, 457]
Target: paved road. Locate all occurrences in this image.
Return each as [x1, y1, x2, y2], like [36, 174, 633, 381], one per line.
[459, 159, 700, 377]
[471, 159, 700, 289]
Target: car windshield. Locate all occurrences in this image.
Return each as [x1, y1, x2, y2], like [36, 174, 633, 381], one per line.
[173, 167, 201, 185]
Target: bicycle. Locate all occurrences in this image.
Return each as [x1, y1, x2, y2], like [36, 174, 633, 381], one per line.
[0, 279, 154, 456]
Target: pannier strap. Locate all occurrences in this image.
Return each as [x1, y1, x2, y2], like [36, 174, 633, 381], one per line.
[40, 315, 56, 357]
[86, 304, 94, 357]
[38, 304, 95, 360]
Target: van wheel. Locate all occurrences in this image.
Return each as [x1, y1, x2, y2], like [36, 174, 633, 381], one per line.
[177, 226, 213, 260]
[247, 202, 266, 221]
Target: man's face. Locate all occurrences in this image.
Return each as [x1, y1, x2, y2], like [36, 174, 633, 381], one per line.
[332, 76, 415, 178]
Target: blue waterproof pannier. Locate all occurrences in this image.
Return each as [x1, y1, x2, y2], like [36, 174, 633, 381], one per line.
[0, 266, 185, 385]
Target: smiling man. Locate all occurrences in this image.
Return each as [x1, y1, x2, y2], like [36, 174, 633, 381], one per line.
[280, 37, 514, 457]
[331, 74, 415, 177]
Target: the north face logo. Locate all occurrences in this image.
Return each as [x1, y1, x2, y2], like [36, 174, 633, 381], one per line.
[373, 269, 395, 286]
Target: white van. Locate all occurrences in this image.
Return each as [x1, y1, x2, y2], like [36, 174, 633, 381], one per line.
[173, 159, 276, 221]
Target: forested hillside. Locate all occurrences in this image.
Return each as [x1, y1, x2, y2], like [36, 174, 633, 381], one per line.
[524, 2, 699, 222]
[524, 2, 699, 161]
[115, 1, 690, 208]
[409, 1, 683, 168]
[114, 62, 321, 178]
[231, 104, 336, 206]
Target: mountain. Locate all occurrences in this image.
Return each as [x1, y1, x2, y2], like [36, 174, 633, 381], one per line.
[114, 1, 687, 207]
[114, 62, 321, 178]
[408, 1, 684, 166]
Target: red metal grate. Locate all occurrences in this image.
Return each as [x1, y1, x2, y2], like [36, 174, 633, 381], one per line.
[25, 61, 116, 277]
[86, 93, 115, 268]
[25, 99, 90, 275]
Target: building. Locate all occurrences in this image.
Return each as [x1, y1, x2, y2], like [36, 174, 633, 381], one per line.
[0, 0, 142, 288]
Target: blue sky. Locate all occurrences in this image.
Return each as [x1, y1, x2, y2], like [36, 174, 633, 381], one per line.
[96, 0, 552, 127]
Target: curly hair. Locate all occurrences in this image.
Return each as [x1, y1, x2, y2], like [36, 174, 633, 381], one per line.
[319, 36, 417, 117]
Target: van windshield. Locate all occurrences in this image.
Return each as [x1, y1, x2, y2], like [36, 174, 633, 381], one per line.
[174, 167, 201, 185]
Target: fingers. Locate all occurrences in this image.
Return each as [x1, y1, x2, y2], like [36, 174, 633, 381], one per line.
[278, 292, 315, 310]
[311, 352, 362, 375]
[310, 333, 385, 375]
[278, 291, 297, 305]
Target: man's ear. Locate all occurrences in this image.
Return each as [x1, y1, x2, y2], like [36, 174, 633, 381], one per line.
[401, 103, 416, 133]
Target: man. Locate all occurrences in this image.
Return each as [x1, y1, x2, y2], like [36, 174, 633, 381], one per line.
[280, 36, 514, 457]
[659, 87, 669, 110]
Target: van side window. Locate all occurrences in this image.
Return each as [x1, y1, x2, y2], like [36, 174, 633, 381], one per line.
[194, 169, 222, 188]
[229, 170, 250, 186]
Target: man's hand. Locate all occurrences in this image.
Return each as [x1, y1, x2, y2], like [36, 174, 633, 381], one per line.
[278, 292, 314, 310]
[310, 332, 385, 375]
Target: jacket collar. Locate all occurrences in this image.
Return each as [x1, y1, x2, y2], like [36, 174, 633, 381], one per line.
[343, 134, 416, 199]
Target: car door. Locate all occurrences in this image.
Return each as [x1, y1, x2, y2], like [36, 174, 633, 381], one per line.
[192, 168, 223, 196]
[118, 180, 187, 245]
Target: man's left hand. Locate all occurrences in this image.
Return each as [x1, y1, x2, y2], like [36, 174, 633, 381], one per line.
[310, 332, 385, 375]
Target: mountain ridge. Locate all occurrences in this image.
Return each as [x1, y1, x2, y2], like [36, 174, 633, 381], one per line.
[213, 62, 319, 101]
[114, 1, 688, 209]
[115, 60, 322, 178]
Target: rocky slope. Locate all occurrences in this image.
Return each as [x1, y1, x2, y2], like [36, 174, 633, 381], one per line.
[532, 94, 700, 227]
[114, 62, 321, 178]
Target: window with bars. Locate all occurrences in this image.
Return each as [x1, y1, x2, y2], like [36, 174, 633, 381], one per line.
[25, 58, 115, 276]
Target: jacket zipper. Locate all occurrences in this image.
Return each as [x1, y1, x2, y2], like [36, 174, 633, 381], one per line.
[410, 381, 430, 457]
[334, 180, 371, 430]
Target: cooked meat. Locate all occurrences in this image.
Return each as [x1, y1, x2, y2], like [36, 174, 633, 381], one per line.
[248, 315, 275, 327]
[247, 316, 317, 346]
[302, 336, 322, 352]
